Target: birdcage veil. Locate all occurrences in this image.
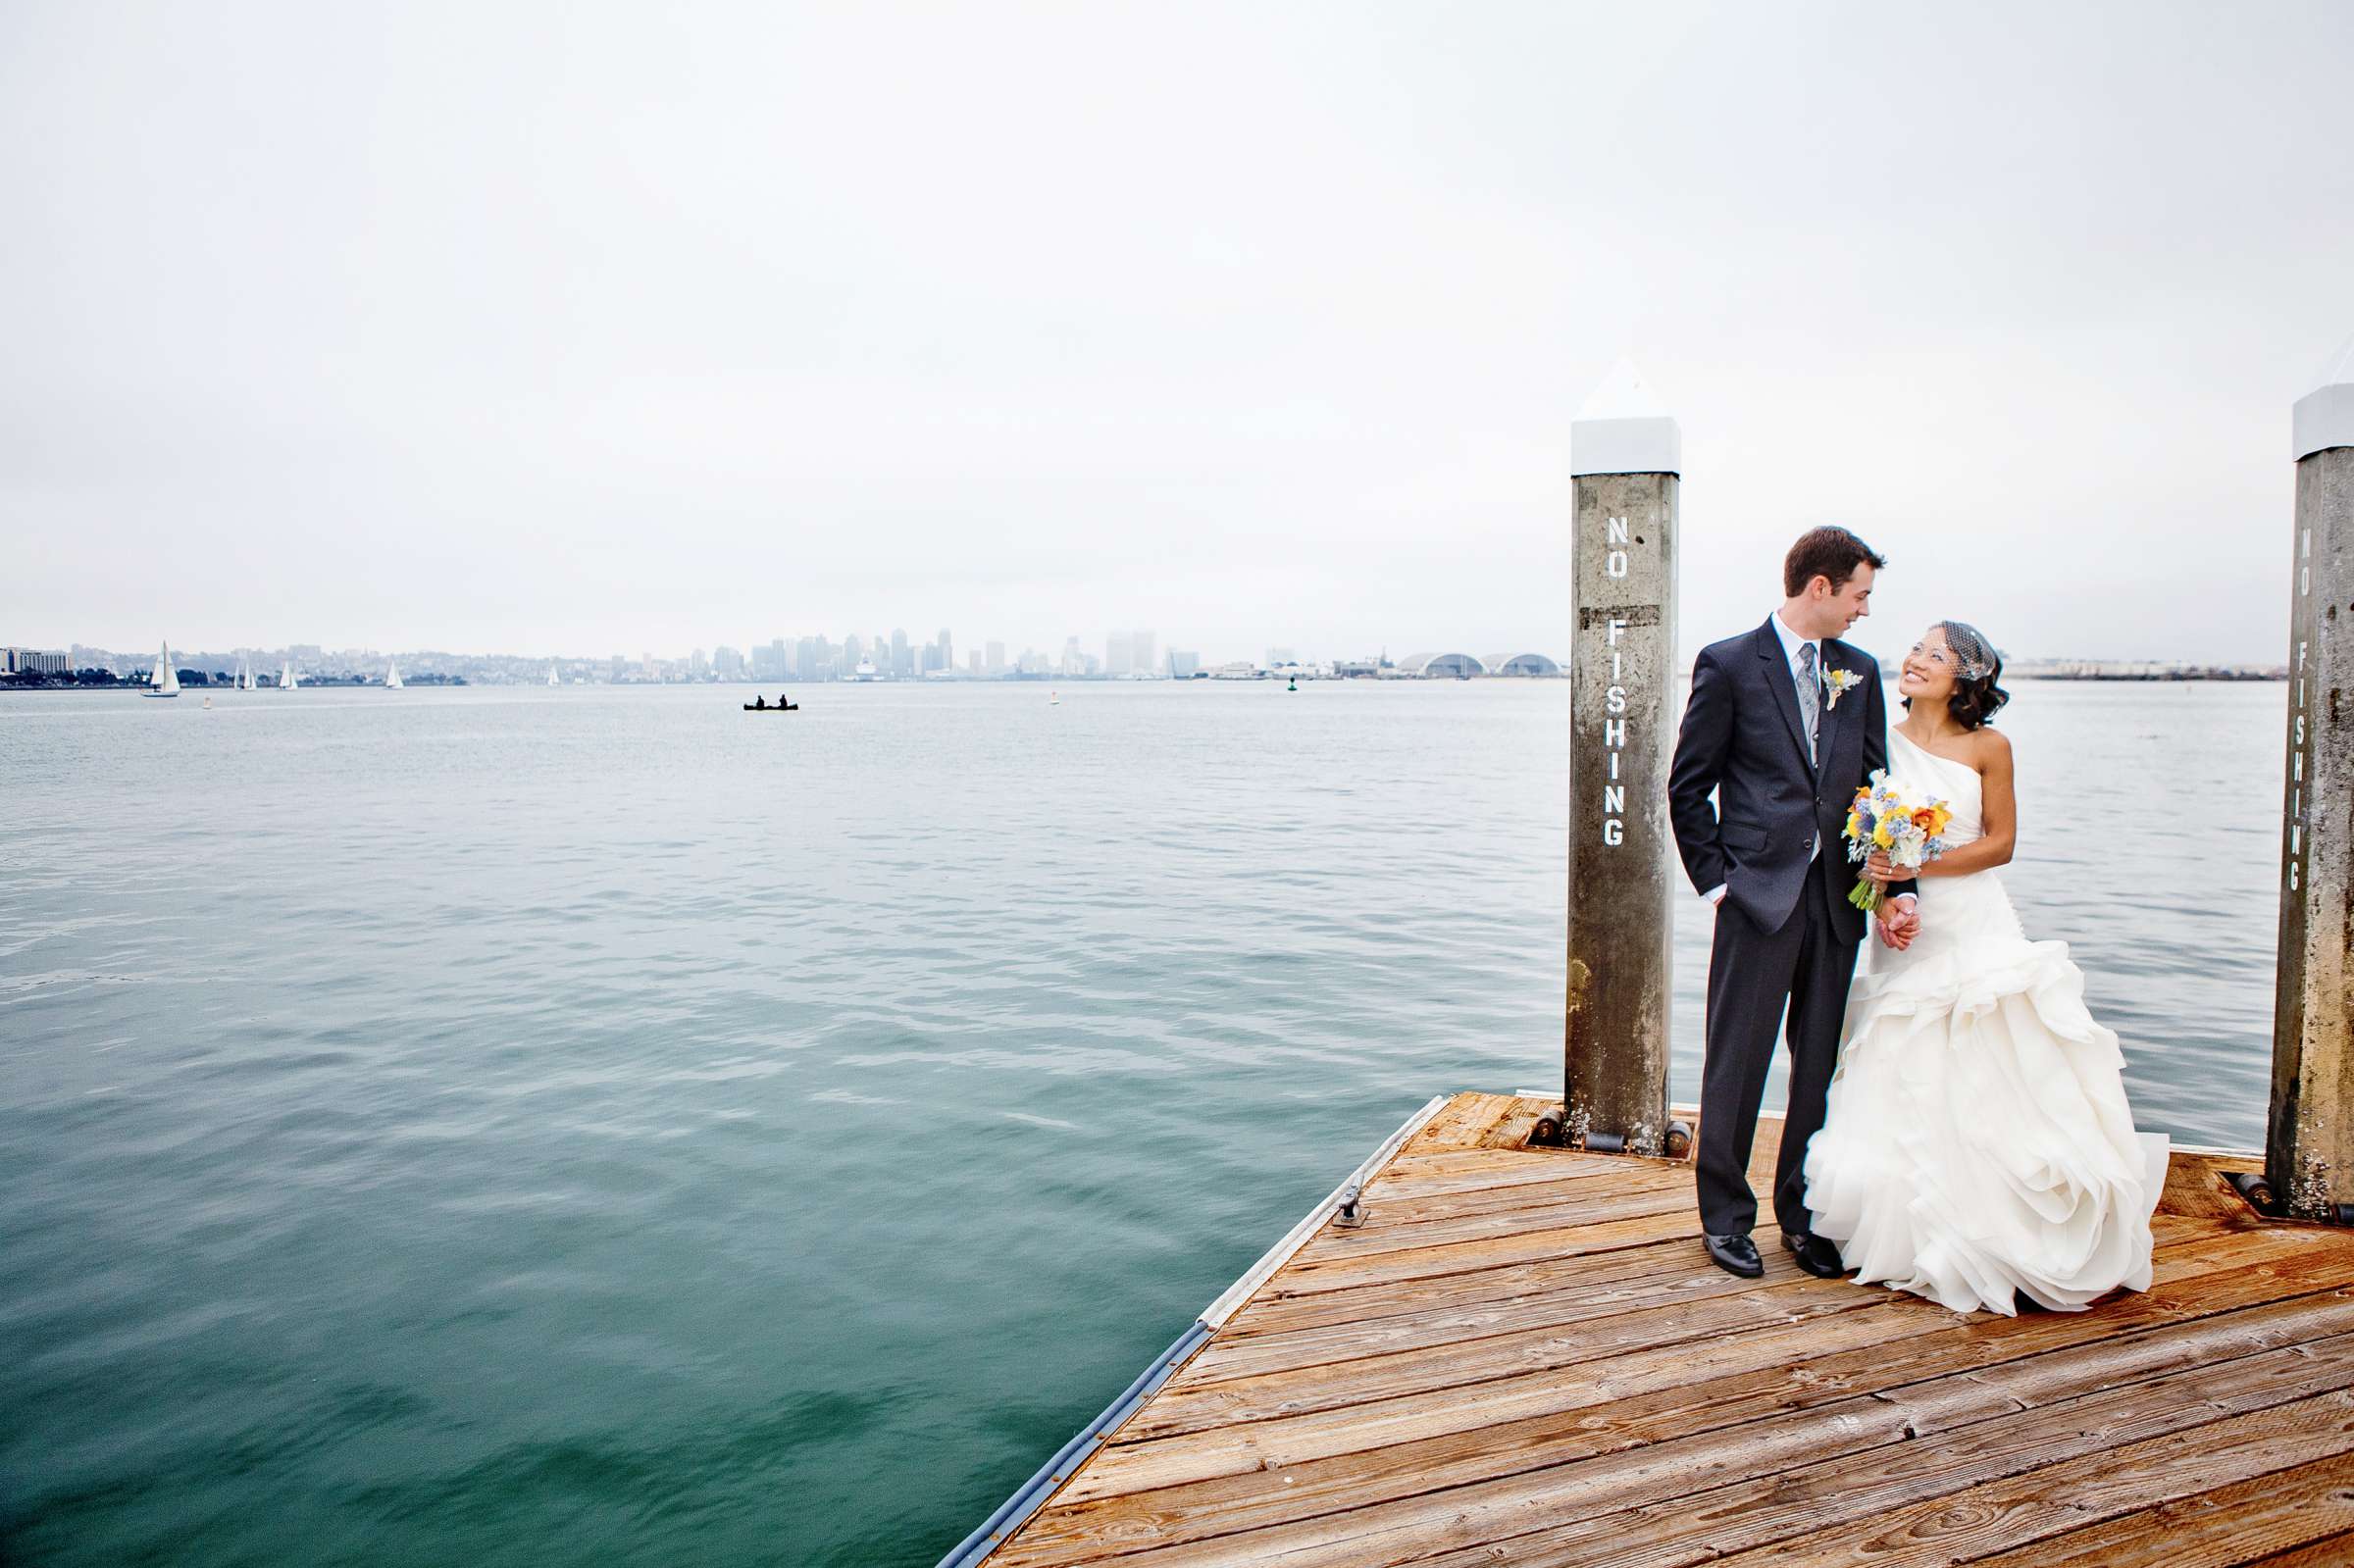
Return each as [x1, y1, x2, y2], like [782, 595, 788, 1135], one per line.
[1936, 621, 1998, 682]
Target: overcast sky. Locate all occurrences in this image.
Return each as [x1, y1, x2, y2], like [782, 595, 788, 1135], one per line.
[5, 1, 2350, 664]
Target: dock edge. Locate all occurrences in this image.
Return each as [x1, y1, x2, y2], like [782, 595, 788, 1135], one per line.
[934, 1092, 1453, 1568]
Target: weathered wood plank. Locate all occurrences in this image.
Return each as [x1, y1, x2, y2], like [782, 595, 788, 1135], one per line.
[1219, 1237, 1779, 1340]
[1132, 1271, 1891, 1438]
[1964, 1449, 2354, 1566]
[1475, 1103, 1545, 1149]
[1401, 1094, 1521, 1154]
[2163, 1148, 2269, 1230]
[1192, 1265, 1828, 1384]
[1069, 1232, 2348, 1503]
[2246, 1535, 2354, 1567]
[1389, 1356, 2354, 1568]
[987, 1113, 2354, 1568]
[994, 1288, 2354, 1568]
[1694, 1385, 2354, 1568]
[1273, 1206, 1696, 1296]
[1374, 1146, 1615, 1183]
[1349, 1165, 1687, 1229]
[1297, 1184, 1694, 1261]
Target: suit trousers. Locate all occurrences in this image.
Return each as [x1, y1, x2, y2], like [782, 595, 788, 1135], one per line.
[1697, 855, 1862, 1238]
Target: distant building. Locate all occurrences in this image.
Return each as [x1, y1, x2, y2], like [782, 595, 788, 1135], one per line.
[1264, 646, 1295, 669]
[1398, 652, 1487, 679]
[1132, 630, 1156, 679]
[1482, 652, 1561, 677]
[1106, 631, 1132, 677]
[985, 639, 1005, 677]
[1167, 648, 1201, 680]
[3, 647, 68, 675]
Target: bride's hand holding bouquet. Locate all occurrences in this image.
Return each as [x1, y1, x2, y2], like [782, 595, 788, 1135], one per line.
[1844, 771, 1955, 915]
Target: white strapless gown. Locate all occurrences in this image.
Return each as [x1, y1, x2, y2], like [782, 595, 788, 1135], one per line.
[1803, 732, 2167, 1315]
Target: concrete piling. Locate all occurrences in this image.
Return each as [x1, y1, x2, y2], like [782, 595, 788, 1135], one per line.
[1564, 362, 1680, 1152]
[2269, 338, 2354, 1219]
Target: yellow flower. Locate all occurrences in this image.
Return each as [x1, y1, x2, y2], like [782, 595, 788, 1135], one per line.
[1872, 819, 1896, 848]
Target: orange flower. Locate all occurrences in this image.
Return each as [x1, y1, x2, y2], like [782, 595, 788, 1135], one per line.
[1911, 807, 1942, 832]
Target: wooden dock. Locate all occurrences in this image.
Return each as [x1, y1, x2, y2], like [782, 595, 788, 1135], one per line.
[960, 1090, 2354, 1568]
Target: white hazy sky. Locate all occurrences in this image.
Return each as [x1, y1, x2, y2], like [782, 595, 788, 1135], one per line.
[5, 1, 2350, 664]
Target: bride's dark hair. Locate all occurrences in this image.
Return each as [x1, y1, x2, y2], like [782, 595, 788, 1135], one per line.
[1901, 620, 2010, 730]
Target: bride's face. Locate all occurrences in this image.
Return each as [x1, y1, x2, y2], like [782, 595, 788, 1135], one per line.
[1899, 629, 1961, 704]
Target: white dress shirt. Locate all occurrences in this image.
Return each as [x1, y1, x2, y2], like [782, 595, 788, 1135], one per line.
[1701, 611, 1912, 913]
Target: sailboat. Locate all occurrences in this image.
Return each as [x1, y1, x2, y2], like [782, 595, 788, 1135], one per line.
[145, 642, 179, 699]
[547, 663, 560, 687]
[281, 662, 298, 690]
[384, 658, 403, 690]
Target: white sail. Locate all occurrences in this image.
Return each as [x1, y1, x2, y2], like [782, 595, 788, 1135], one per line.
[281, 662, 296, 689]
[151, 643, 179, 696]
[385, 658, 403, 689]
[547, 663, 559, 686]
[236, 656, 252, 691]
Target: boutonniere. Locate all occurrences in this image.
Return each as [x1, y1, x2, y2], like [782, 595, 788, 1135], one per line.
[1822, 667, 1863, 710]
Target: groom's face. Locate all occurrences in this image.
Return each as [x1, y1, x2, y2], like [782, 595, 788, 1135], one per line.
[1807, 564, 1875, 638]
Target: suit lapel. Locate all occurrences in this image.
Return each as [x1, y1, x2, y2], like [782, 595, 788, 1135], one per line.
[1755, 620, 1814, 773]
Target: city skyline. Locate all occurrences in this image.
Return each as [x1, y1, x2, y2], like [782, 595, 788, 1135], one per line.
[7, 619, 2289, 687]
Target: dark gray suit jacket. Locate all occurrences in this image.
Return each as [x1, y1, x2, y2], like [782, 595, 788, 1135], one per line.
[1667, 618, 1909, 942]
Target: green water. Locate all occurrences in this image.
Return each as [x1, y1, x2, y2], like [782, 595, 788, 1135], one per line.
[0, 680, 2283, 1563]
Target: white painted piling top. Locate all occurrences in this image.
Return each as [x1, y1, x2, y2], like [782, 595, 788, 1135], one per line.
[1571, 358, 1681, 477]
[2295, 330, 2354, 460]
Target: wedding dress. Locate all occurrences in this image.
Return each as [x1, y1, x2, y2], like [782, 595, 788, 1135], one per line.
[1803, 731, 2168, 1314]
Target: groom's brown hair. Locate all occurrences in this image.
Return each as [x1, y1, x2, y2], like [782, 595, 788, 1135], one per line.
[1782, 527, 1887, 597]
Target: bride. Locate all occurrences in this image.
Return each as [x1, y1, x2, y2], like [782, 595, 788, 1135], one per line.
[1802, 621, 2168, 1315]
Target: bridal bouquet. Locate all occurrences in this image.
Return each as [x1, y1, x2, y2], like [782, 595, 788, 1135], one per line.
[1843, 771, 1955, 913]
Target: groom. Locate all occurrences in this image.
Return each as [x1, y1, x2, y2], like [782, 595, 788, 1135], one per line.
[1667, 527, 1916, 1281]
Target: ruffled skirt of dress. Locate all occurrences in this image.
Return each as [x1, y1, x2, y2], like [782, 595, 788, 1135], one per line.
[1802, 881, 2167, 1316]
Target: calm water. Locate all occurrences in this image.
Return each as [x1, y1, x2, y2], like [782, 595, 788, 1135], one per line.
[0, 679, 2284, 1565]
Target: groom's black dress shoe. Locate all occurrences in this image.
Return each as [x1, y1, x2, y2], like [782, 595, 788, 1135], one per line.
[1783, 1232, 1848, 1280]
[1704, 1233, 1764, 1279]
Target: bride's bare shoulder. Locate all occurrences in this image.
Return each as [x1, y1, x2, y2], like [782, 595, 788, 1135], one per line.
[1962, 726, 2014, 768]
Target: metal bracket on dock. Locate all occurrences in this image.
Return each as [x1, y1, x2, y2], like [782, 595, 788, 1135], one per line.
[2227, 1170, 2279, 1214]
[2226, 1168, 2354, 1226]
[1534, 1106, 1685, 1153]
[1332, 1183, 1367, 1228]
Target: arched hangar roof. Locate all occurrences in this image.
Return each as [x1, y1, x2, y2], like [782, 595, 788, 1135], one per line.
[1398, 651, 1488, 678]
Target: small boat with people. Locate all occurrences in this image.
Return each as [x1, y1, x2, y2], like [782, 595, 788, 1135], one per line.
[743, 693, 799, 711]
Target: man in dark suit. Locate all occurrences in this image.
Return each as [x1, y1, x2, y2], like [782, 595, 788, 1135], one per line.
[1668, 527, 1917, 1281]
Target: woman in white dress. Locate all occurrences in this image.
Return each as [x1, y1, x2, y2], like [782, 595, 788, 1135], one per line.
[1803, 622, 2169, 1315]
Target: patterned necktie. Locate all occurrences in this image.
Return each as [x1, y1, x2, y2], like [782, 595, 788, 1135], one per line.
[1796, 642, 1820, 766]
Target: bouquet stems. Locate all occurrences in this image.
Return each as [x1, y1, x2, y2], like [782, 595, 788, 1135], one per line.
[1848, 877, 1884, 914]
